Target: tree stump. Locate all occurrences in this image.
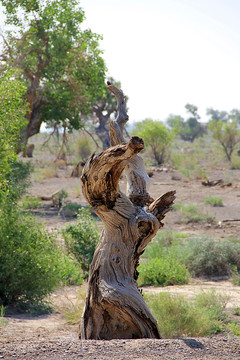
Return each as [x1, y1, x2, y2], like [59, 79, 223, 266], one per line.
[80, 82, 176, 340]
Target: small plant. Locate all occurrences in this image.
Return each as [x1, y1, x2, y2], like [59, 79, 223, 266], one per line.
[62, 202, 83, 217]
[145, 290, 228, 338]
[138, 257, 189, 287]
[225, 322, 240, 336]
[63, 207, 99, 278]
[173, 202, 215, 224]
[234, 307, 240, 316]
[22, 195, 41, 209]
[204, 196, 223, 207]
[56, 285, 87, 324]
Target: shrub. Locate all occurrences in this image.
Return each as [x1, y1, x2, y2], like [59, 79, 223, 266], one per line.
[0, 209, 63, 307]
[173, 202, 215, 224]
[138, 258, 189, 287]
[145, 290, 227, 338]
[143, 230, 240, 279]
[62, 202, 83, 217]
[185, 237, 240, 277]
[0, 161, 81, 309]
[204, 196, 223, 207]
[132, 119, 174, 165]
[21, 195, 41, 209]
[63, 207, 99, 277]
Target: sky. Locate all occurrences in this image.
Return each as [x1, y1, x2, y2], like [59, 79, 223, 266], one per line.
[0, 0, 240, 124]
[80, 0, 240, 123]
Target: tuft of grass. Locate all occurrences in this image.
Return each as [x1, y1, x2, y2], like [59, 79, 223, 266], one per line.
[55, 285, 87, 325]
[225, 322, 240, 336]
[145, 290, 228, 338]
[173, 202, 216, 224]
[138, 257, 189, 287]
[21, 195, 41, 209]
[204, 196, 223, 207]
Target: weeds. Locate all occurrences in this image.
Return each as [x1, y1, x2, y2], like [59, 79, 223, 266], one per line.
[62, 207, 99, 278]
[145, 290, 228, 338]
[204, 196, 223, 207]
[56, 285, 87, 324]
[0, 306, 7, 328]
[173, 202, 215, 224]
[21, 195, 41, 209]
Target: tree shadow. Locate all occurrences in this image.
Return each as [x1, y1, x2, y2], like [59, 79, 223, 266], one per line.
[180, 338, 205, 349]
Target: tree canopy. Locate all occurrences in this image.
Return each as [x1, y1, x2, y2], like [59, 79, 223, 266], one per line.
[133, 119, 174, 165]
[0, 0, 106, 149]
[0, 68, 27, 191]
[167, 104, 206, 142]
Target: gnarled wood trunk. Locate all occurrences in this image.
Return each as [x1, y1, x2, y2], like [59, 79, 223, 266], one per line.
[80, 82, 175, 340]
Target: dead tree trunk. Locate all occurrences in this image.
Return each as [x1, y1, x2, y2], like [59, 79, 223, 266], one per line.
[80, 82, 176, 340]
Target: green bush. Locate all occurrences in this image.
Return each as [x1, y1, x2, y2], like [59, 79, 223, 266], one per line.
[0, 161, 82, 309]
[204, 196, 223, 207]
[143, 230, 240, 279]
[138, 258, 189, 287]
[63, 207, 99, 277]
[185, 237, 240, 277]
[0, 209, 62, 307]
[145, 290, 227, 338]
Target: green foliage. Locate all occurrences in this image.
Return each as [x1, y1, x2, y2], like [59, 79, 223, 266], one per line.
[143, 230, 240, 279]
[63, 207, 99, 277]
[208, 119, 240, 162]
[167, 104, 206, 142]
[0, 159, 81, 308]
[225, 322, 240, 336]
[62, 202, 83, 217]
[184, 237, 240, 277]
[204, 196, 223, 207]
[138, 258, 189, 287]
[1, 0, 106, 141]
[133, 119, 174, 165]
[21, 195, 41, 209]
[0, 68, 27, 193]
[145, 290, 227, 338]
[173, 202, 215, 224]
[0, 208, 61, 307]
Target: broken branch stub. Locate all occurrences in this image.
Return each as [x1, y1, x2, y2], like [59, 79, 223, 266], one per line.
[80, 82, 176, 340]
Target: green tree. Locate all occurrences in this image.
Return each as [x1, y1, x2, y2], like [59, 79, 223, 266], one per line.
[208, 119, 240, 162]
[133, 119, 174, 165]
[167, 104, 206, 142]
[0, 68, 27, 199]
[0, 0, 106, 150]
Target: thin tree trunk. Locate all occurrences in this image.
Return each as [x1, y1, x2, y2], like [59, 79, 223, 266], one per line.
[80, 82, 176, 340]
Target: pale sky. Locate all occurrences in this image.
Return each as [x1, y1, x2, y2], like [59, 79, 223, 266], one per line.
[1, 0, 240, 124]
[80, 0, 240, 123]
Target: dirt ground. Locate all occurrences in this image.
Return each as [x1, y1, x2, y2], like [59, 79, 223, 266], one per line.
[1, 163, 240, 359]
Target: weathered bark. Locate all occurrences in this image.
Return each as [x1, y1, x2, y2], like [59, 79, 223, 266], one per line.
[80, 82, 176, 340]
